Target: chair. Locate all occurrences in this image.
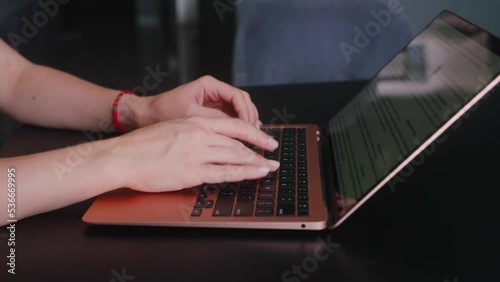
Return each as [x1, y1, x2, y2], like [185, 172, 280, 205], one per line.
[233, 0, 416, 87]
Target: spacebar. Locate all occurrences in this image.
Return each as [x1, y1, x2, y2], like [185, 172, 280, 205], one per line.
[212, 196, 234, 216]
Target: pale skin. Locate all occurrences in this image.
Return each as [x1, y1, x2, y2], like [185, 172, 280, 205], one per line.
[0, 39, 280, 225]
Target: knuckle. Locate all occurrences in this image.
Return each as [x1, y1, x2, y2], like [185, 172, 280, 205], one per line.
[242, 91, 251, 99]
[199, 75, 215, 84]
[222, 165, 243, 182]
[230, 119, 246, 132]
[185, 116, 203, 124]
[182, 125, 205, 139]
[235, 145, 254, 161]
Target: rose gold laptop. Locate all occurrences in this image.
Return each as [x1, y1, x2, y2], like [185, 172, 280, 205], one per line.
[83, 11, 500, 230]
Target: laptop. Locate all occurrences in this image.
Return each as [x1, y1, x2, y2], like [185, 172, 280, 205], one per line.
[83, 11, 500, 230]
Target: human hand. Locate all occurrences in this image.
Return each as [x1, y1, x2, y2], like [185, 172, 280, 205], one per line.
[108, 117, 279, 193]
[121, 76, 261, 130]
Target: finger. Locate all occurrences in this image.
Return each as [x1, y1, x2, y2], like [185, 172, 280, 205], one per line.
[202, 146, 280, 170]
[201, 164, 272, 184]
[241, 90, 259, 127]
[202, 118, 279, 151]
[241, 91, 257, 125]
[199, 76, 253, 124]
[187, 104, 231, 119]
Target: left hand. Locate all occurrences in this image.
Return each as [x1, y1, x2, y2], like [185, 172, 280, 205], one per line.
[123, 75, 261, 130]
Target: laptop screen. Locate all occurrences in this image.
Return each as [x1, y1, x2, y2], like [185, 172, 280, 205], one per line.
[326, 11, 500, 224]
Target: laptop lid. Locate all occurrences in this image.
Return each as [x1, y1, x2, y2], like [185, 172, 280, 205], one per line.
[319, 10, 500, 229]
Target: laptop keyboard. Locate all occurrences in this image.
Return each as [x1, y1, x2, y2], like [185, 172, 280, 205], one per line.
[191, 128, 309, 217]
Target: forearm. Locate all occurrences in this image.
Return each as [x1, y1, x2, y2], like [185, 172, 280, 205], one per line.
[0, 137, 124, 224]
[2, 63, 121, 131]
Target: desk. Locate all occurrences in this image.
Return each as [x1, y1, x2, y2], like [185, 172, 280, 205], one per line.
[1, 81, 499, 282]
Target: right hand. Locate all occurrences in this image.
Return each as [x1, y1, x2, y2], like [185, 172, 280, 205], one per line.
[109, 116, 280, 193]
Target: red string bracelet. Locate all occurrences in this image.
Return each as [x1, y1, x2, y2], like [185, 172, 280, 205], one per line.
[112, 90, 135, 133]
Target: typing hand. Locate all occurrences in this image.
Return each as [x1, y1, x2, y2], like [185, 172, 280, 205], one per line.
[110, 117, 279, 193]
[126, 76, 261, 130]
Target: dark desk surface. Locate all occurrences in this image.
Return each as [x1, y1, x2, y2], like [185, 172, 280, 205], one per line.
[1, 81, 499, 282]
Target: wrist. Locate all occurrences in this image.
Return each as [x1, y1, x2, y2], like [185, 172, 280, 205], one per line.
[117, 94, 154, 130]
[92, 137, 129, 190]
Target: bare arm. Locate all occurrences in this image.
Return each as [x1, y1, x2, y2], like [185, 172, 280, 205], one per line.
[0, 137, 122, 223]
[0, 38, 260, 131]
[0, 39, 126, 131]
[0, 118, 278, 225]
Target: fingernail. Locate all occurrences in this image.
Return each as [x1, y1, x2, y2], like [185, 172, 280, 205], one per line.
[258, 166, 271, 173]
[268, 137, 279, 149]
[258, 120, 263, 128]
[267, 160, 280, 169]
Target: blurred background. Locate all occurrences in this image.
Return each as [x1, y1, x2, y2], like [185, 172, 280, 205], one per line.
[0, 0, 499, 146]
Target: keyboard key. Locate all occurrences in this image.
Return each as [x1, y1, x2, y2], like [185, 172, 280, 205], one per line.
[278, 196, 295, 204]
[203, 185, 219, 194]
[256, 200, 274, 208]
[261, 178, 276, 185]
[298, 194, 308, 201]
[259, 184, 276, 192]
[279, 181, 296, 189]
[194, 199, 205, 208]
[280, 175, 295, 181]
[240, 187, 257, 193]
[241, 180, 257, 189]
[281, 157, 295, 163]
[264, 153, 279, 161]
[220, 190, 236, 197]
[277, 204, 295, 216]
[213, 196, 234, 216]
[237, 193, 255, 202]
[255, 208, 274, 216]
[258, 192, 275, 200]
[234, 202, 254, 216]
[191, 208, 202, 216]
[280, 168, 295, 175]
[203, 200, 214, 209]
[278, 188, 295, 195]
[197, 192, 207, 199]
[298, 203, 309, 211]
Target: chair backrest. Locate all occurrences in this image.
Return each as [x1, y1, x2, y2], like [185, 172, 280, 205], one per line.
[233, 0, 416, 87]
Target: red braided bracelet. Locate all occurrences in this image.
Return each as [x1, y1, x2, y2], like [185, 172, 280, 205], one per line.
[111, 90, 135, 133]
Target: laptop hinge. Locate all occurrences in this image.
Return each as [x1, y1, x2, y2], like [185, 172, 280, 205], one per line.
[317, 128, 338, 229]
